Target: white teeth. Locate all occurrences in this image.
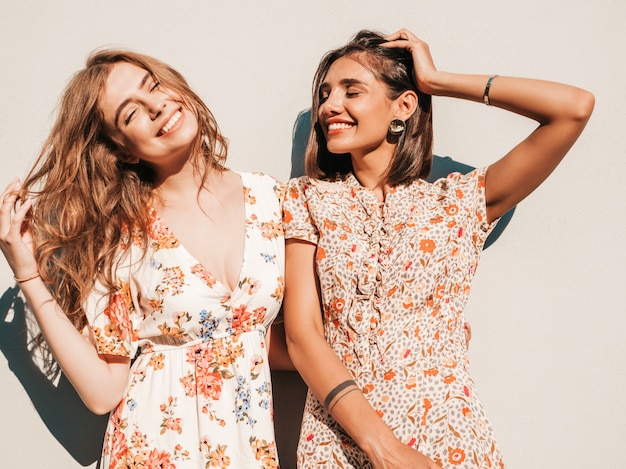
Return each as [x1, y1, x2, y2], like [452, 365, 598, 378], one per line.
[160, 111, 182, 135]
[328, 122, 353, 131]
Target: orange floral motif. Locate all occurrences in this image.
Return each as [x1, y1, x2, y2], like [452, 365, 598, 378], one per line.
[405, 376, 417, 390]
[148, 210, 180, 250]
[289, 185, 300, 199]
[419, 239, 437, 253]
[333, 298, 345, 312]
[283, 209, 293, 224]
[260, 220, 284, 239]
[316, 246, 326, 261]
[149, 353, 165, 370]
[448, 447, 466, 465]
[421, 398, 432, 426]
[192, 264, 217, 287]
[443, 375, 456, 385]
[146, 448, 176, 469]
[362, 383, 375, 394]
[383, 370, 396, 381]
[445, 204, 459, 216]
[324, 218, 338, 230]
[231, 305, 253, 334]
[104, 285, 131, 342]
[243, 186, 257, 204]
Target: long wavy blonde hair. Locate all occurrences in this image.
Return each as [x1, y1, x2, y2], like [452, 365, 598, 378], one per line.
[22, 49, 228, 331]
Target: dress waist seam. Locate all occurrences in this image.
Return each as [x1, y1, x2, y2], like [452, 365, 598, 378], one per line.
[137, 327, 267, 354]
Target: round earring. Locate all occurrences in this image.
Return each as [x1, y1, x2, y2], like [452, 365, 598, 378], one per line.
[388, 119, 406, 136]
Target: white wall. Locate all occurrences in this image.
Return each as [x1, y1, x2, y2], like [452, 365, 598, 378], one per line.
[1, 1, 623, 468]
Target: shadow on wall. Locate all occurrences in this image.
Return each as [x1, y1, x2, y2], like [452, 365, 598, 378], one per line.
[271, 109, 516, 468]
[0, 286, 107, 468]
[0, 109, 514, 469]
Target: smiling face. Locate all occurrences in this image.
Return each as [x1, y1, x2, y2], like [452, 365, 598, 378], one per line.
[318, 56, 401, 161]
[99, 61, 199, 167]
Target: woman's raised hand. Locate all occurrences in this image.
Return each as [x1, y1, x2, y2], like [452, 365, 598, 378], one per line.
[383, 28, 439, 96]
[0, 179, 38, 280]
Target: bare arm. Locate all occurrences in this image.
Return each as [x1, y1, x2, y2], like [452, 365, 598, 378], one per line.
[385, 29, 594, 223]
[0, 180, 130, 414]
[284, 239, 440, 469]
[267, 321, 296, 371]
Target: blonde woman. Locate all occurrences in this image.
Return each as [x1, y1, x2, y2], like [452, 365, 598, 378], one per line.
[0, 50, 285, 468]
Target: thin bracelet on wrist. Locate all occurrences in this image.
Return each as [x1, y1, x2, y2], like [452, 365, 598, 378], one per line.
[14, 272, 41, 284]
[483, 75, 498, 105]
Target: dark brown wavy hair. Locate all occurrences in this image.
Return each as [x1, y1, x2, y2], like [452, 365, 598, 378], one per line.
[21, 49, 228, 331]
[305, 30, 433, 185]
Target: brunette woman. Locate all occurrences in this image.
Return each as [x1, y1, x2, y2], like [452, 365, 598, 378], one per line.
[283, 29, 593, 468]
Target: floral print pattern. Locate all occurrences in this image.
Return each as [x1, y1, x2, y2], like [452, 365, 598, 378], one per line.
[86, 172, 284, 468]
[283, 169, 505, 468]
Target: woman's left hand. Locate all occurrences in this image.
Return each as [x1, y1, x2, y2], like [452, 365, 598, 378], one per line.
[383, 29, 439, 96]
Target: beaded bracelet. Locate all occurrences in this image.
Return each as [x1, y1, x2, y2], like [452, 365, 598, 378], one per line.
[483, 75, 498, 105]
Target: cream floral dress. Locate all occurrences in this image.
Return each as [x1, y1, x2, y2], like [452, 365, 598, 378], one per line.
[283, 169, 505, 468]
[86, 172, 284, 469]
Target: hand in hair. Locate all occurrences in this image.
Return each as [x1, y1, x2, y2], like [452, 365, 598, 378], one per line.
[0, 179, 38, 282]
[383, 29, 439, 96]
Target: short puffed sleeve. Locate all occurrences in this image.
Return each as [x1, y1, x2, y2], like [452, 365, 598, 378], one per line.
[282, 176, 319, 244]
[432, 167, 498, 247]
[83, 248, 142, 359]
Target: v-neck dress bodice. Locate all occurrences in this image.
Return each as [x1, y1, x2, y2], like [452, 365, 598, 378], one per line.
[86, 172, 285, 469]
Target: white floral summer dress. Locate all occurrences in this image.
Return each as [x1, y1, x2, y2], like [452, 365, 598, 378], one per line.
[86, 172, 284, 469]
